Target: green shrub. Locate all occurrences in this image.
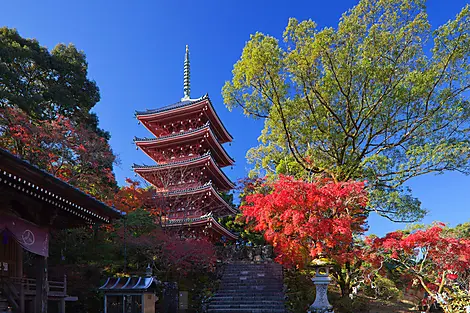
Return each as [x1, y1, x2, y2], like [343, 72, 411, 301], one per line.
[332, 296, 369, 313]
[284, 268, 316, 313]
[441, 287, 470, 313]
[363, 275, 402, 301]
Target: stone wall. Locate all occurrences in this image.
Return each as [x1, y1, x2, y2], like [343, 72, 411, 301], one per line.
[218, 244, 274, 262]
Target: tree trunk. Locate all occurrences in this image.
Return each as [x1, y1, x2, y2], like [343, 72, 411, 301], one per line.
[339, 281, 352, 298]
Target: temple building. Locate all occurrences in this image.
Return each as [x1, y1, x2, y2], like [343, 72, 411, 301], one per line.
[133, 46, 237, 241]
[0, 148, 122, 313]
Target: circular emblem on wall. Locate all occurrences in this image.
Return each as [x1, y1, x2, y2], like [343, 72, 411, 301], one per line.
[22, 229, 35, 246]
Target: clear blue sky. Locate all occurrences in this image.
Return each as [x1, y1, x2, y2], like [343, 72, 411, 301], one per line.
[2, 0, 469, 236]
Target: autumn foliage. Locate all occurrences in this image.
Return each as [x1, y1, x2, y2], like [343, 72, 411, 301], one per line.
[112, 179, 217, 275]
[124, 226, 217, 276]
[0, 106, 116, 199]
[366, 225, 470, 311]
[112, 178, 154, 213]
[241, 175, 368, 267]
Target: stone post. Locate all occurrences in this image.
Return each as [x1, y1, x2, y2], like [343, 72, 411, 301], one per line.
[308, 267, 334, 313]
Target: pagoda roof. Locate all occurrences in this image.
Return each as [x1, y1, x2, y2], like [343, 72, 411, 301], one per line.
[134, 122, 234, 167]
[132, 152, 235, 191]
[154, 182, 238, 215]
[0, 148, 122, 227]
[163, 215, 238, 240]
[135, 94, 233, 144]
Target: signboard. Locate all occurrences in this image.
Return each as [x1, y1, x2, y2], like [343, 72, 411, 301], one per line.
[0, 214, 49, 257]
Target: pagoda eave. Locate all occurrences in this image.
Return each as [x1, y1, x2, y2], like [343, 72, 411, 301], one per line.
[154, 184, 238, 215]
[135, 95, 233, 144]
[134, 124, 234, 167]
[133, 154, 235, 191]
[163, 216, 237, 240]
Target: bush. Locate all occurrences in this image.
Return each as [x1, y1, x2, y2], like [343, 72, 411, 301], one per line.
[363, 275, 402, 301]
[283, 268, 316, 313]
[440, 287, 470, 313]
[331, 296, 369, 313]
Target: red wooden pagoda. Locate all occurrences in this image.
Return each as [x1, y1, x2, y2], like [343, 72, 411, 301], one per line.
[133, 46, 237, 241]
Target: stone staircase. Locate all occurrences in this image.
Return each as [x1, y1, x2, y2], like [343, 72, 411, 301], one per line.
[208, 262, 286, 313]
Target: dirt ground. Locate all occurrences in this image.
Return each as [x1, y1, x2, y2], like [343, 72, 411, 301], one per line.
[367, 298, 416, 313]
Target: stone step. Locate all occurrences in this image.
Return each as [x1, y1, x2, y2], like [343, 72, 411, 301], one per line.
[217, 288, 283, 292]
[224, 271, 282, 276]
[221, 280, 283, 284]
[207, 308, 286, 313]
[209, 304, 285, 309]
[209, 262, 286, 313]
[224, 267, 282, 270]
[215, 289, 284, 294]
[220, 282, 283, 286]
[224, 268, 282, 270]
[212, 299, 285, 303]
[211, 298, 285, 302]
[222, 276, 283, 280]
[224, 271, 282, 274]
[222, 277, 283, 281]
[212, 296, 285, 300]
[218, 286, 284, 290]
[218, 285, 283, 288]
[223, 273, 283, 276]
[213, 296, 284, 300]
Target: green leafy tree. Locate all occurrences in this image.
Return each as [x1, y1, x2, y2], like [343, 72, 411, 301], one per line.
[223, 0, 470, 222]
[0, 28, 117, 199]
[445, 221, 470, 238]
[0, 27, 101, 126]
[0, 29, 118, 312]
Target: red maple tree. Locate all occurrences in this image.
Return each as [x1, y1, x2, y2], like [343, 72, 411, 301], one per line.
[112, 179, 217, 275]
[241, 175, 368, 267]
[112, 178, 154, 213]
[125, 227, 216, 276]
[0, 106, 116, 199]
[366, 225, 470, 312]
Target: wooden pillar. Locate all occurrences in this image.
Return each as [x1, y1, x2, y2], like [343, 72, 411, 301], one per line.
[59, 299, 65, 313]
[19, 283, 25, 313]
[17, 244, 25, 313]
[34, 254, 48, 313]
[59, 274, 67, 313]
[16, 243, 23, 277]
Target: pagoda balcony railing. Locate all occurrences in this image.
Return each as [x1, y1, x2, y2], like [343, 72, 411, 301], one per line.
[151, 182, 212, 196]
[162, 214, 239, 239]
[134, 121, 210, 142]
[133, 152, 211, 169]
[163, 214, 214, 225]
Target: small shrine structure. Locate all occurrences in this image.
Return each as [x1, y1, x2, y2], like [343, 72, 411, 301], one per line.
[99, 266, 160, 313]
[133, 46, 237, 241]
[0, 148, 122, 313]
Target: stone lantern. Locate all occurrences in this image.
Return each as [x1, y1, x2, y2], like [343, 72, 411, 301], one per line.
[308, 260, 334, 313]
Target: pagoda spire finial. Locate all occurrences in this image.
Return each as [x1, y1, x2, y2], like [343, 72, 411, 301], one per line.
[182, 45, 190, 101]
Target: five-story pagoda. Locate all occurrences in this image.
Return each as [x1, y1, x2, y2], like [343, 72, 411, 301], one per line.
[133, 46, 237, 241]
